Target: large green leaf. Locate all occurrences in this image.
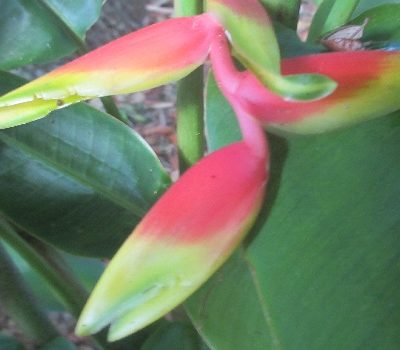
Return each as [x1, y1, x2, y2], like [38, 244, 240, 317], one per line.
[187, 74, 400, 349]
[0, 72, 171, 257]
[0, 0, 103, 70]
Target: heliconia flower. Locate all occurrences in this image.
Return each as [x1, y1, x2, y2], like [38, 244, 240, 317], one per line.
[76, 107, 268, 341]
[0, 14, 221, 129]
[210, 31, 400, 133]
[206, 0, 337, 100]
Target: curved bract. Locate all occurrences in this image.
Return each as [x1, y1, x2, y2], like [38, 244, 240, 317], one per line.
[207, 0, 337, 101]
[211, 37, 400, 134]
[76, 136, 268, 341]
[0, 14, 219, 129]
[239, 51, 400, 133]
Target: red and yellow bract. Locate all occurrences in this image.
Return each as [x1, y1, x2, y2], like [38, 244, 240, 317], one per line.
[76, 115, 268, 340]
[0, 14, 220, 129]
[210, 30, 400, 133]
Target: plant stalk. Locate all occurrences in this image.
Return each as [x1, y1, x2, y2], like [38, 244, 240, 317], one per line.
[175, 0, 205, 171]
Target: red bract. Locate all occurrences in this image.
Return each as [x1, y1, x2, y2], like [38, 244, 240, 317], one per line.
[0, 14, 220, 129]
[210, 31, 400, 133]
[76, 105, 268, 340]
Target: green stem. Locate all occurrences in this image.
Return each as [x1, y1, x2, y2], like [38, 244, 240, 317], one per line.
[37, 0, 124, 122]
[175, 0, 205, 171]
[176, 67, 205, 170]
[0, 241, 58, 346]
[175, 0, 203, 16]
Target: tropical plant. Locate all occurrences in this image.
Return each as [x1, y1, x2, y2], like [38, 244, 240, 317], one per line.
[0, 0, 399, 349]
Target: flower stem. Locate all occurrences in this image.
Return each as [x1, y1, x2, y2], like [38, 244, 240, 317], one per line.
[175, 0, 205, 171]
[0, 241, 58, 346]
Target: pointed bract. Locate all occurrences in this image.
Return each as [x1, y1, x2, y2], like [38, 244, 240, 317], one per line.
[76, 138, 268, 341]
[0, 14, 220, 129]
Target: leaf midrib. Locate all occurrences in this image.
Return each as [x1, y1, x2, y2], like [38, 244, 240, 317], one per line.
[241, 247, 283, 350]
[0, 133, 146, 217]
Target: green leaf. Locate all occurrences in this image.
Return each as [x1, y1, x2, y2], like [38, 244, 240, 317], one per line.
[5, 242, 105, 312]
[353, 0, 400, 17]
[141, 322, 206, 350]
[187, 251, 278, 350]
[350, 4, 400, 41]
[0, 72, 171, 257]
[64, 253, 104, 290]
[4, 243, 63, 311]
[350, 0, 400, 50]
[188, 73, 400, 349]
[0, 0, 103, 70]
[274, 22, 324, 58]
[204, 74, 241, 151]
[308, 0, 361, 42]
[259, 0, 301, 28]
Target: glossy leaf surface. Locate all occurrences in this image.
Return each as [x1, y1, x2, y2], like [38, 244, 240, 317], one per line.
[0, 0, 103, 70]
[187, 73, 400, 350]
[0, 73, 170, 257]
